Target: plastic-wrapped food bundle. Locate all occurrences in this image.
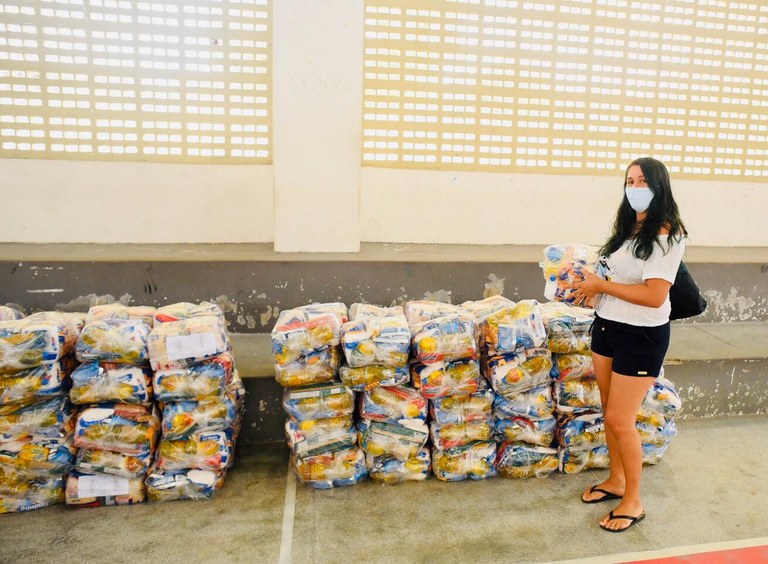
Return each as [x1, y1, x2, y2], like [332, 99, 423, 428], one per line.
[0, 304, 25, 321]
[555, 413, 605, 450]
[404, 300, 463, 330]
[0, 436, 76, 478]
[366, 449, 431, 483]
[85, 304, 157, 327]
[292, 446, 367, 489]
[340, 316, 410, 368]
[339, 364, 408, 392]
[550, 353, 594, 382]
[559, 442, 672, 474]
[359, 385, 427, 424]
[637, 419, 678, 447]
[275, 347, 339, 388]
[411, 314, 478, 364]
[160, 396, 239, 441]
[0, 363, 66, 407]
[74, 403, 160, 456]
[431, 420, 493, 451]
[154, 301, 224, 324]
[411, 358, 483, 399]
[481, 300, 546, 354]
[148, 316, 230, 371]
[156, 429, 234, 472]
[493, 415, 556, 447]
[145, 467, 225, 501]
[0, 322, 64, 372]
[485, 348, 553, 398]
[493, 384, 554, 420]
[540, 244, 602, 308]
[282, 383, 354, 421]
[553, 378, 601, 414]
[539, 302, 594, 354]
[430, 384, 494, 425]
[285, 416, 357, 457]
[0, 397, 75, 442]
[350, 303, 404, 320]
[432, 441, 497, 482]
[65, 470, 146, 507]
[153, 353, 235, 402]
[0, 473, 65, 513]
[359, 419, 429, 460]
[461, 296, 516, 322]
[75, 448, 152, 479]
[496, 442, 559, 479]
[638, 377, 682, 425]
[24, 312, 85, 356]
[70, 362, 153, 405]
[271, 306, 345, 367]
[76, 319, 151, 365]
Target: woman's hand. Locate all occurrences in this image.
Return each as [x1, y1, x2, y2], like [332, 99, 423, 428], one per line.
[571, 268, 604, 305]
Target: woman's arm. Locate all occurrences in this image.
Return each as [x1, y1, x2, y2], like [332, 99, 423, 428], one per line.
[572, 268, 671, 309]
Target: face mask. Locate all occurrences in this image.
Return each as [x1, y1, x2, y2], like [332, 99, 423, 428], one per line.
[625, 187, 654, 213]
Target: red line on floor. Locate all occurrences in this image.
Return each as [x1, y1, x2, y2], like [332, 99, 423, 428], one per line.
[627, 544, 768, 564]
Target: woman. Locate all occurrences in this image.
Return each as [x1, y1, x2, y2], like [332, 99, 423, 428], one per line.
[571, 157, 686, 533]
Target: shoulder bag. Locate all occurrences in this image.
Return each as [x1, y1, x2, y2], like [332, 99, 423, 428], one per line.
[669, 261, 707, 320]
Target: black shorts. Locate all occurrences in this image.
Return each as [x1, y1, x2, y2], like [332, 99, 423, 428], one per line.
[590, 315, 670, 378]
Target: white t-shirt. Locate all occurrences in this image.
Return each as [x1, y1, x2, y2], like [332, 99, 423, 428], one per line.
[596, 236, 685, 327]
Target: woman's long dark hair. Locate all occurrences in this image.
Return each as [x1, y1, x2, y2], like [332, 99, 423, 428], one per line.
[599, 157, 687, 260]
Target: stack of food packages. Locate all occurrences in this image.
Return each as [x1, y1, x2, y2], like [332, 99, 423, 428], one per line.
[344, 304, 428, 484]
[66, 304, 160, 507]
[539, 246, 682, 473]
[145, 302, 244, 502]
[406, 300, 494, 482]
[0, 311, 85, 513]
[273, 303, 367, 489]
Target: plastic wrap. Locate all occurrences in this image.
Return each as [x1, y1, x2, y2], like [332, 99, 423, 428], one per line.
[282, 382, 354, 421]
[153, 353, 234, 402]
[148, 316, 230, 371]
[460, 296, 516, 322]
[0, 322, 64, 372]
[349, 303, 404, 320]
[411, 358, 483, 400]
[146, 467, 225, 501]
[339, 364, 408, 392]
[156, 429, 234, 472]
[74, 403, 160, 455]
[75, 448, 152, 479]
[404, 300, 463, 329]
[358, 419, 429, 460]
[481, 300, 546, 354]
[0, 304, 25, 321]
[85, 304, 157, 327]
[340, 316, 410, 368]
[71, 362, 153, 405]
[154, 301, 224, 324]
[493, 384, 554, 420]
[640, 377, 682, 421]
[553, 378, 602, 414]
[432, 441, 497, 482]
[65, 470, 146, 507]
[540, 244, 602, 308]
[359, 385, 427, 424]
[496, 442, 559, 479]
[637, 419, 678, 447]
[539, 302, 594, 353]
[0, 474, 64, 513]
[485, 348, 553, 398]
[555, 413, 606, 449]
[430, 384, 494, 425]
[161, 396, 239, 440]
[285, 416, 357, 456]
[0, 363, 66, 407]
[559, 442, 672, 474]
[493, 415, 556, 447]
[642, 442, 671, 465]
[0, 436, 75, 478]
[550, 353, 595, 382]
[271, 306, 344, 367]
[292, 446, 367, 489]
[23, 312, 85, 356]
[431, 420, 493, 452]
[274, 347, 339, 388]
[0, 397, 75, 442]
[411, 314, 478, 364]
[76, 319, 151, 365]
[366, 449, 431, 483]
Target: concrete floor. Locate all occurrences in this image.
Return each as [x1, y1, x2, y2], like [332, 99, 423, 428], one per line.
[2, 415, 767, 564]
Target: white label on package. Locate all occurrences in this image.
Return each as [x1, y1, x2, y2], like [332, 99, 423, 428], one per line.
[78, 474, 130, 498]
[165, 333, 218, 361]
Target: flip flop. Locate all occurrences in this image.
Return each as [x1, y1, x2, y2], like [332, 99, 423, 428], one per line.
[581, 485, 623, 504]
[599, 510, 646, 533]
